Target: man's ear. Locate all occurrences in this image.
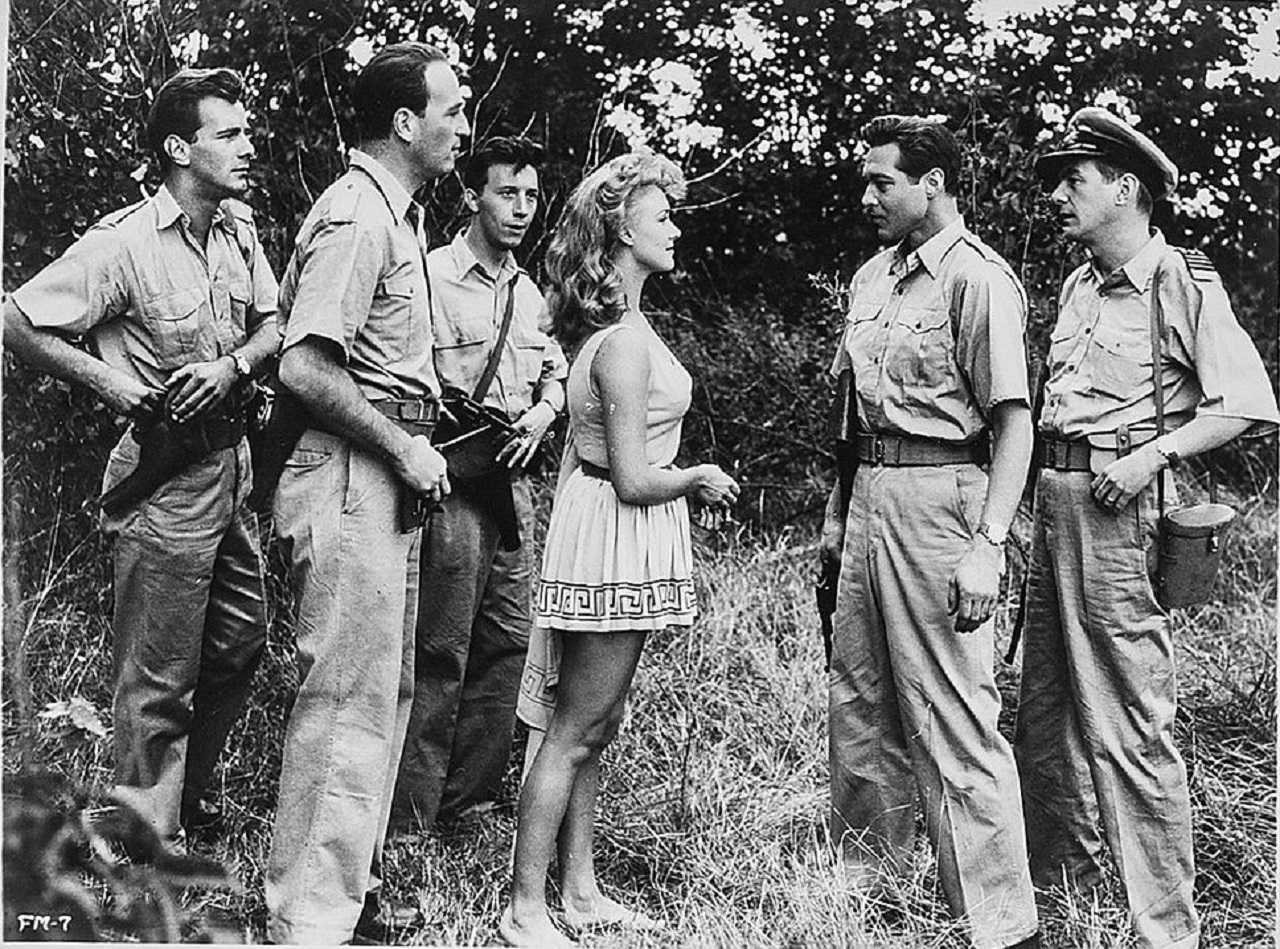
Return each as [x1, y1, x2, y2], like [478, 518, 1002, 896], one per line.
[390, 106, 416, 144]
[1116, 172, 1138, 206]
[164, 134, 191, 168]
[923, 167, 945, 198]
[463, 187, 481, 213]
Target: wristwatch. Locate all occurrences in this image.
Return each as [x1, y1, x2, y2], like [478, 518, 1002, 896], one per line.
[1154, 434, 1180, 467]
[976, 521, 1007, 548]
[228, 352, 252, 379]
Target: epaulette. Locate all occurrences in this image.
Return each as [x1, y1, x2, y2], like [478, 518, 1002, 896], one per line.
[1175, 247, 1221, 285]
[94, 197, 150, 230]
[326, 178, 363, 221]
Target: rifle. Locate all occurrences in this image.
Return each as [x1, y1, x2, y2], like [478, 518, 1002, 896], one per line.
[815, 368, 858, 670]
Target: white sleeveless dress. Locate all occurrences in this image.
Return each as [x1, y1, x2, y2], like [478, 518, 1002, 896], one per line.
[517, 320, 696, 729]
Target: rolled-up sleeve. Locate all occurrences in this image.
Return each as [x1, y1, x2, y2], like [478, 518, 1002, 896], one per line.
[953, 264, 1030, 411]
[10, 229, 128, 336]
[247, 236, 280, 334]
[1169, 268, 1279, 433]
[280, 220, 380, 360]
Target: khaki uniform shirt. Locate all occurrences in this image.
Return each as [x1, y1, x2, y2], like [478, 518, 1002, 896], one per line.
[427, 233, 567, 415]
[11, 185, 278, 388]
[278, 149, 439, 401]
[1040, 230, 1279, 439]
[831, 217, 1030, 441]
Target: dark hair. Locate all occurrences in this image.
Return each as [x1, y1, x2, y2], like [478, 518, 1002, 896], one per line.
[146, 67, 245, 173]
[1094, 158, 1155, 215]
[352, 42, 449, 141]
[462, 136, 545, 193]
[861, 114, 962, 196]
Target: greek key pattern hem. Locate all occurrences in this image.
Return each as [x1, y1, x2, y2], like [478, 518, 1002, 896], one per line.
[536, 578, 697, 622]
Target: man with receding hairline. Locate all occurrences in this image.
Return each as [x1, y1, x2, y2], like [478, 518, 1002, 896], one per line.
[823, 114, 1039, 949]
[264, 41, 468, 945]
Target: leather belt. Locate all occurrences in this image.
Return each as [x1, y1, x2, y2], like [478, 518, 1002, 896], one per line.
[580, 461, 611, 480]
[852, 432, 988, 467]
[372, 397, 438, 434]
[1034, 435, 1091, 471]
[181, 412, 246, 453]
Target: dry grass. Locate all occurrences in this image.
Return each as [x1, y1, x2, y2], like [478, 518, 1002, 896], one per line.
[4, 485, 1275, 947]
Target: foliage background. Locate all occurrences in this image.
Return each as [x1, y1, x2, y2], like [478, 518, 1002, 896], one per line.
[5, 0, 1277, 532]
[3, 0, 1277, 944]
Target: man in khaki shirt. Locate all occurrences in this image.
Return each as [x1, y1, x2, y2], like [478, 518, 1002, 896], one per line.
[4, 67, 279, 846]
[264, 42, 466, 945]
[391, 136, 567, 835]
[822, 115, 1039, 949]
[1017, 108, 1279, 949]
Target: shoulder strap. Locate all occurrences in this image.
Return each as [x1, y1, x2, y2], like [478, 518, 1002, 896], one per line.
[1149, 265, 1166, 519]
[471, 276, 518, 403]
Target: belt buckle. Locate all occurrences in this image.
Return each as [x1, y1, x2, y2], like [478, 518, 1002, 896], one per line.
[400, 399, 428, 422]
[873, 437, 886, 465]
[1052, 440, 1071, 469]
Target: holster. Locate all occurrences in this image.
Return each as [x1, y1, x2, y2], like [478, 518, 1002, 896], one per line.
[247, 381, 313, 513]
[455, 470, 521, 551]
[101, 404, 246, 517]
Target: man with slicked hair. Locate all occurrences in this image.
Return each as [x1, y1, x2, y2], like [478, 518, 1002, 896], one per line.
[4, 66, 279, 849]
[391, 135, 568, 836]
[264, 41, 467, 945]
[823, 114, 1039, 949]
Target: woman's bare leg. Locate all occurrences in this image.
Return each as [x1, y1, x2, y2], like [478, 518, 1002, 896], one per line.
[500, 630, 646, 947]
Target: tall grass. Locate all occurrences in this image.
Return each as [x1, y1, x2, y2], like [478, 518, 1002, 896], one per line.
[4, 485, 1275, 946]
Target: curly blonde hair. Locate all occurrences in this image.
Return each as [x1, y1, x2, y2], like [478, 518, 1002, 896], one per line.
[544, 150, 687, 351]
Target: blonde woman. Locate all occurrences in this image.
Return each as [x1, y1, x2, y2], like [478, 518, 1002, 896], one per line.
[499, 152, 739, 948]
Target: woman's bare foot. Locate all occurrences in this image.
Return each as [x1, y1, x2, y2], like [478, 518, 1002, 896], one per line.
[498, 905, 576, 948]
[561, 893, 663, 932]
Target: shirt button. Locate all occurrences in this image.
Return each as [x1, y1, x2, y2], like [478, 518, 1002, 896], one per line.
[1083, 327, 1091, 335]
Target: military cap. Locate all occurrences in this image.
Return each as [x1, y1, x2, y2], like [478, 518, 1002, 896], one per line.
[1034, 107, 1179, 201]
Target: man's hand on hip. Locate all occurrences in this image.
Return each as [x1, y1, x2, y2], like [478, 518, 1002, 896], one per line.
[165, 357, 239, 423]
[1091, 446, 1162, 511]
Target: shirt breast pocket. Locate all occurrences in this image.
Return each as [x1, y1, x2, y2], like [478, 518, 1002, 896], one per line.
[375, 273, 419, 360]
[844, 300, 886, 376]
[510, 327, 546, 391]
[1086, 328, 1150, 399]
[885, 306, 955, 389]
[141, 288, 204, 369]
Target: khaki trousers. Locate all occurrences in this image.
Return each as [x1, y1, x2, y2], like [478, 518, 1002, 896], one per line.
[103, 435, 266, 842]
[829, 464, 1037, 949]
[391, 476, 533, 831]
[1015, 470, 1198, 949]
[265, 430, 420, 945]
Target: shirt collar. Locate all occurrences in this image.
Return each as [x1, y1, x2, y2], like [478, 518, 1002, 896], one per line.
[892, 216, 967, 279]
[1091, 228, 1167, 292]
[151, 185, 237, 235]
[447, 230, 519, 283]
[349, 148, 417, 223]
